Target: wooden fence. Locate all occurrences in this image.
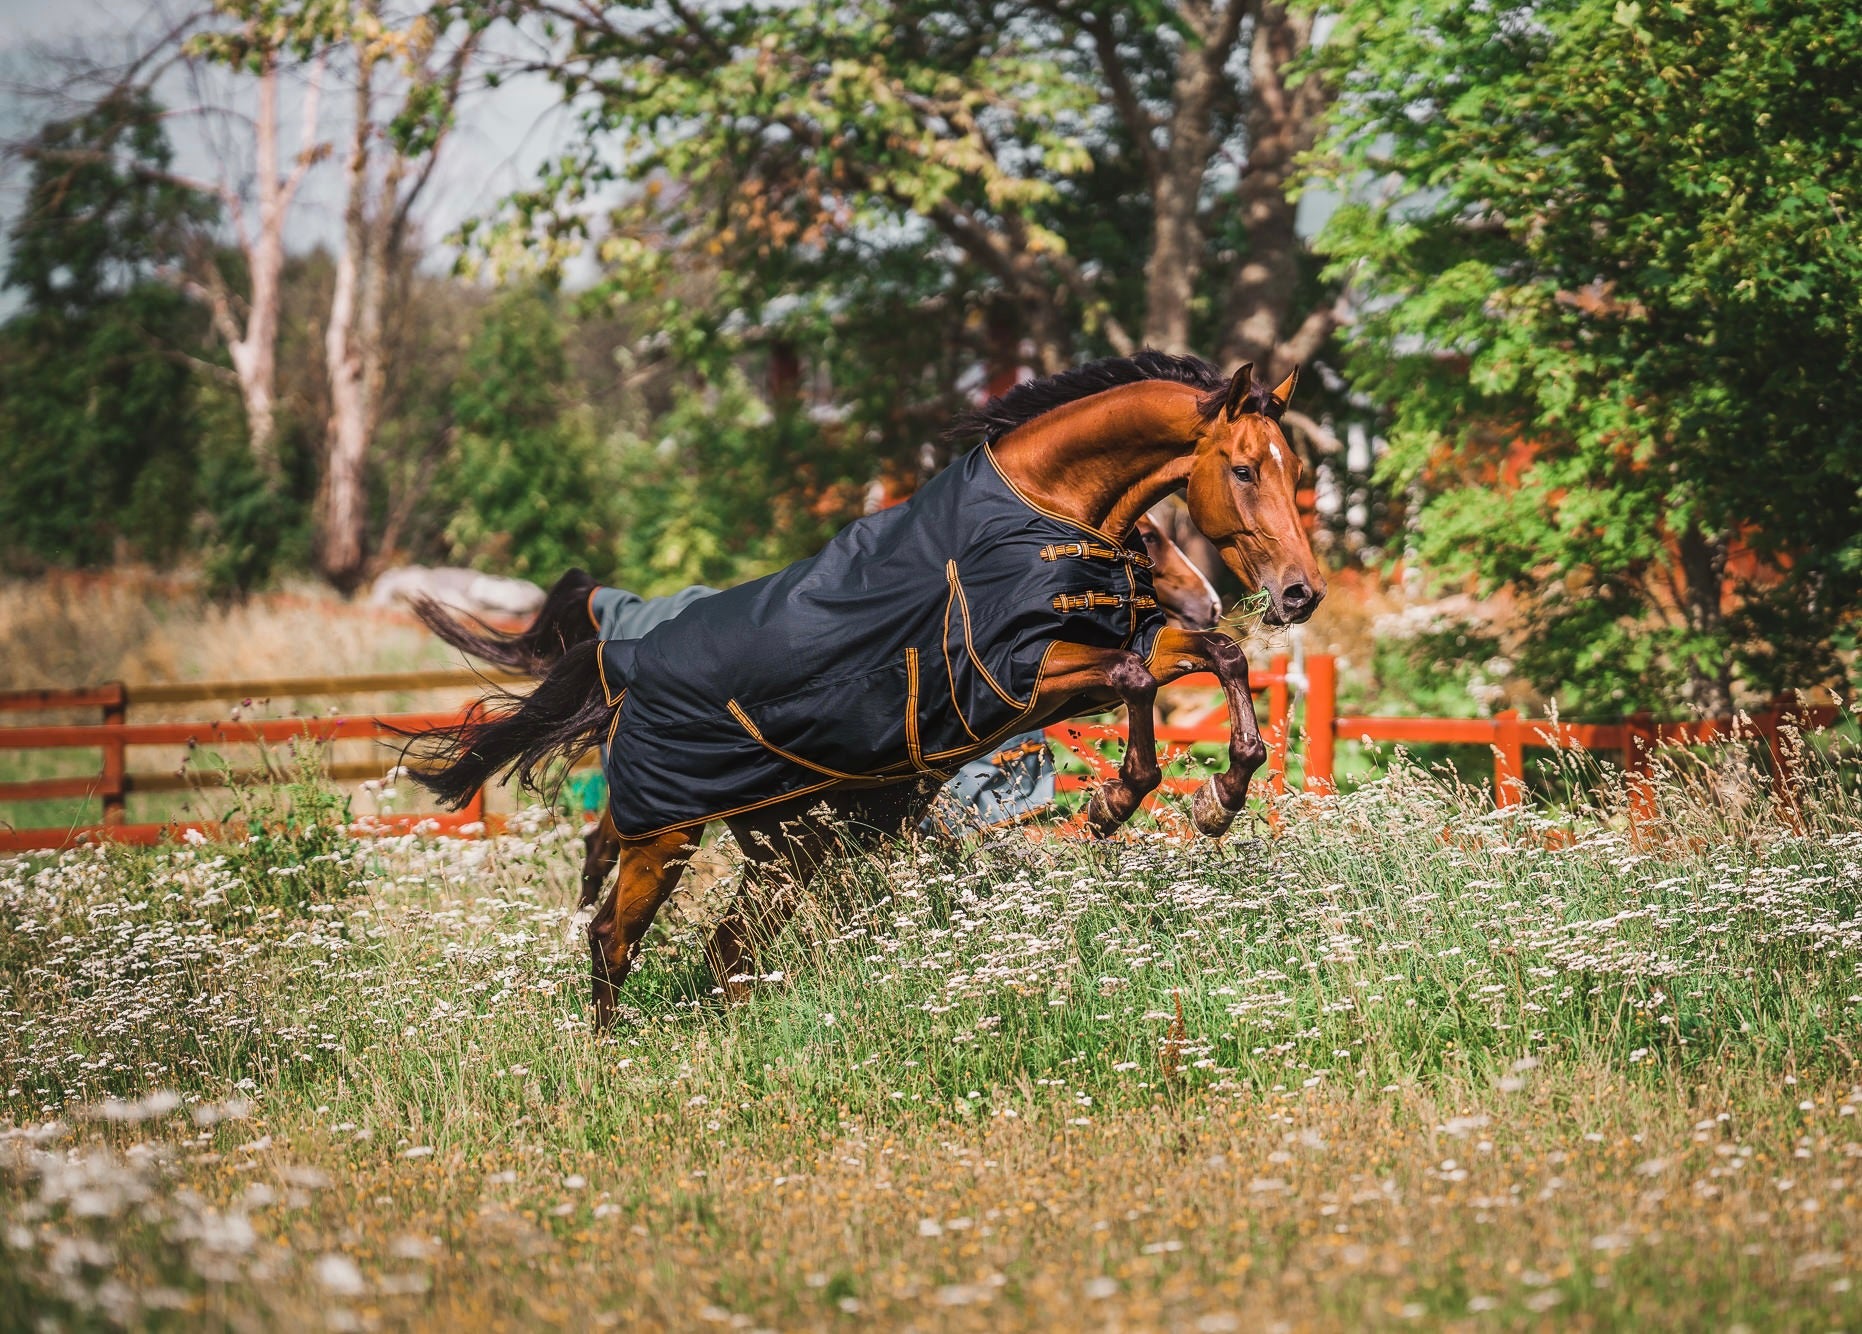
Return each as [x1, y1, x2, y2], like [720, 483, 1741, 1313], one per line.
[0, 655, 1838, 851]
[0, 670, 524, 851]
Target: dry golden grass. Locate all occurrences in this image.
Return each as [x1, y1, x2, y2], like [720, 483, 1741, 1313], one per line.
[12, 1066, 1856, 1331]
[0, 571, 454, 695]
[0, 573, 507, 829]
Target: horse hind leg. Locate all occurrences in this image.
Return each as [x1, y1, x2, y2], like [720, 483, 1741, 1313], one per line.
[706, 812, 829, 1003]
[703, 858, 796, 1004]
[708, 782, 936, 1001]
[579, 809, 622, 911]
[588, 826, 699, 1029]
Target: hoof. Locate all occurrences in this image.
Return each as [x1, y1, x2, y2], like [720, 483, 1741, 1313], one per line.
[1190, 777, 1238, 838]
[1086, 785, 1124, 838]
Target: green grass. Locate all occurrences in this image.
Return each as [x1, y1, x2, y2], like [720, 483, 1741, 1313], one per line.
[2, 736, 1860, 1329]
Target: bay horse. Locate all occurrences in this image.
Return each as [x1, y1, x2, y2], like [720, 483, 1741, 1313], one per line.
[411, 516, 1221, 913]
[411, 512, 1220, 678]
[406, 352, 1324, 1027]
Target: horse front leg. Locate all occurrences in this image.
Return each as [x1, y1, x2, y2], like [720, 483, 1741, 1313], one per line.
[1042, 646, 1164, 838]
[1148, 628, 1267, 837]
[1085, 652, 1163, 836]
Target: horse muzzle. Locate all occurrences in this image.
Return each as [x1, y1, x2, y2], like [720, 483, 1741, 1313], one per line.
[1261, 579, 1323, 626]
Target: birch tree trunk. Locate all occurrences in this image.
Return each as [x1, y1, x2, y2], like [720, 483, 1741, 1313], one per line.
[181, 49, 324, 482]
[319, 53, 373, 590]
[316, 8, 477, 589]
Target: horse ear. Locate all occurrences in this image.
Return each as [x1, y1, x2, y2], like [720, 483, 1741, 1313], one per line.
[1267, 366, 1299, 418]
[1223, 363, 1255, 421]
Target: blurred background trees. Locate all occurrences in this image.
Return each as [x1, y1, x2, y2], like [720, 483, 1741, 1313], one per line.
[0, 90, 214, 569]
[1309, 0, 1862, 713]
[0, 0, 1855, 715]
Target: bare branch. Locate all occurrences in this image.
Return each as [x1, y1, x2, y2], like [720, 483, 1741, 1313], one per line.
[1281, 408, 1342, 457]
[1273, 292, 1350, 379]
[389, 28, 483, 238]
[174, 264, 244, 351]
[279, 52, 328, 205]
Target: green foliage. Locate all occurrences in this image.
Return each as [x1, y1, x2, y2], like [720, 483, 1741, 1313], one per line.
[0, 91, 216, 570]
[2, 89, 210, 314]
[1307, 0, 1862, 712]
[0, 291, 200, 568]
[475, 0, 1316, 512]
[193, 391, 313, 595]
[608, 373, 870, 594]
[438, 291, 624, 580]
[207, 742, 361, 913]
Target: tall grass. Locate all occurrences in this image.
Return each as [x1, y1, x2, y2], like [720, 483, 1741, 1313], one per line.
[2, 728, 1859, 1329]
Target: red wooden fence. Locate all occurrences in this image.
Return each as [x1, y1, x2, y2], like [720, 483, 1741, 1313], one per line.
[0, 656, 1837, 852]
[0, 670, 523, 852]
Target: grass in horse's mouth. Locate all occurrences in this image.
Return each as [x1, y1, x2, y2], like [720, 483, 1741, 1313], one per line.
[1217, 589, 1274, 638]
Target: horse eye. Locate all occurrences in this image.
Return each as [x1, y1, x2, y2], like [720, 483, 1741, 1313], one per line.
[1232, 465, 1256, 485]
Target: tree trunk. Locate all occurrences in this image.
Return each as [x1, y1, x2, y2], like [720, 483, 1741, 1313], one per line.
[1678, 525, 1734, 717]
[316, 11, 471, 591]
[1220, 4, 1328, 374]
[1141, 1, 1244, 352]
[204, 52, 321, 482]
[319, 62, 373, 592]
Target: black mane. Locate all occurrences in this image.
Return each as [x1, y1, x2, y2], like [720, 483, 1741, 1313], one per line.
[948, 349, 1244, 446]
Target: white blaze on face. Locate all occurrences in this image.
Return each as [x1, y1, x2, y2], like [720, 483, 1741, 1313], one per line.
[1268, 441, 1285, 475]
[1189, 559, 1220, 625]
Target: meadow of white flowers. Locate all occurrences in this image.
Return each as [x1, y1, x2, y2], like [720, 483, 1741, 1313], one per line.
[3, 735, 1859, 1327]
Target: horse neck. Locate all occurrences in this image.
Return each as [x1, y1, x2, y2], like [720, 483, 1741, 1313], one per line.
[988, 381, 1205, 537]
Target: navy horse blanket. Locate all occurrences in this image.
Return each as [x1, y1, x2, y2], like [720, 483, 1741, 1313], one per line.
[597, 445, 1167, 837]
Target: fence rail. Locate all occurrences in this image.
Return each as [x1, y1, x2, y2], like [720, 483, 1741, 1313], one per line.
[0, 655, 1838, 851]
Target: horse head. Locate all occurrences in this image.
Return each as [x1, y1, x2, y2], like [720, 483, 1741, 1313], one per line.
[1183, 364, 1327, 626]
[1135, 512, 1221, 631]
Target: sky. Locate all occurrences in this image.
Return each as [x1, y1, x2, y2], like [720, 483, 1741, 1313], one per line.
[0, 0, 579, 309]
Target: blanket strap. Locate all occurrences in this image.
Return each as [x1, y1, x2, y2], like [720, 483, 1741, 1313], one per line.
[991, 738, 1047, 769]
[1051, 592, 1160, 614]
[1038, 541, 1154, 569]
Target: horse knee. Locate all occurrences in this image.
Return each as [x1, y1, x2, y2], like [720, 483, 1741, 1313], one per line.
[586, 914, 612, 960]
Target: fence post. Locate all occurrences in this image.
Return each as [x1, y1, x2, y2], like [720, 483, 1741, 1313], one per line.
[100, 682, 128, 827]
[1624, 711, 1657, 827]
[1757, 700, 1789, 786]
[1493, 710, 1525, 807]
[460, 783, 486, 835]
[1303, 654, 1336, 793]
[1267, 653, 1290, 797]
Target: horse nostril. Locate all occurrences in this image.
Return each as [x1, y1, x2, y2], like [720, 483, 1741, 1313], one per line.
[1282, 582, 1312, 609]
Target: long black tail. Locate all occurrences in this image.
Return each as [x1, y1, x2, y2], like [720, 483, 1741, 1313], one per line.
[401, 640, 616, 809]
[412, 567, 601, 674]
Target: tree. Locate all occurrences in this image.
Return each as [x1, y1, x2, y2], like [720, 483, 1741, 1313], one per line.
[166, 8, 330, 480]
[0, 91, 212, 567]
[484, 0, 1344, 479]
[436, 289, 624, 579]
[316, 0, 483, 589]
[1306, 0, 1862, 713]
